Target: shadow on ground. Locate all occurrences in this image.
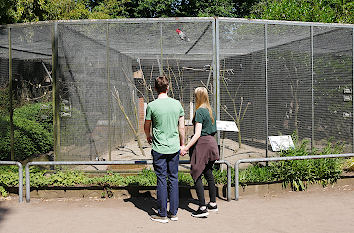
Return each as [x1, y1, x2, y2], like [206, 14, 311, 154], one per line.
[123, 187, 200, 216]
[0, 204, 10, 224]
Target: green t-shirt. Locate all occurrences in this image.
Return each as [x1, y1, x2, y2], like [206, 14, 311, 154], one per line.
[145, 97, 184, 154]
[193, 107, 217, 136]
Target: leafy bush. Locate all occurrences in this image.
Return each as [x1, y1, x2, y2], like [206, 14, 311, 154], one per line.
[343, 158, 354, 171]
[0, 102, 53, 161]
[270, 139, 344, 190]
[0, 166, 21, 197]
[239, 165, 273, 184]
[236, 136, 345, 191]
[13, 102, 53, 133]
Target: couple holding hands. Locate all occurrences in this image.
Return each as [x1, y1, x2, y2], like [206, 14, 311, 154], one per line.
[144, 76, 219, 223]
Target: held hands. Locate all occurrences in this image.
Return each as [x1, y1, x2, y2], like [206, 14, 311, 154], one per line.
[146, 135, 153, 144]
[180, 145, 188, 156]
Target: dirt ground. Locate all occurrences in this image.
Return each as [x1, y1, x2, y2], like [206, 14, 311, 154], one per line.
[106, 137, 274, 163]
[1, 182, 353, 233]
[73, 137, 274, 171]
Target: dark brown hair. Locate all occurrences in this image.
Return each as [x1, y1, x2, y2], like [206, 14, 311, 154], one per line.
[155, 76, 169, 93]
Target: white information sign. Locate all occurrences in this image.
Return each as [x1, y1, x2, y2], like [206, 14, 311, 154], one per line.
[216, 120, 239, 132]
[268, 135, 295, 152]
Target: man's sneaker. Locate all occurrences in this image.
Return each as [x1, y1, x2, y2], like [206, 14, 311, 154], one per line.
[191, 207, 209, 218]
[150, 214, 169, 223]
[167, 211, 178, 221]
[207, 203, 218, 212]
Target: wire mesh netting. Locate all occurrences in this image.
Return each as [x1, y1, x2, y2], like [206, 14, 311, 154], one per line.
[313, 26, 353, 152]
[56, 19, 214, 162]
[267, 24, 312, 145]
[219, 22, 267, 160]
[0, 18, 352, 167]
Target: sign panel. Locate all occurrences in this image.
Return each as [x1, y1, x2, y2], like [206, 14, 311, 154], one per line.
[216, 120, 239, 132]
[268, 135, 295, 152]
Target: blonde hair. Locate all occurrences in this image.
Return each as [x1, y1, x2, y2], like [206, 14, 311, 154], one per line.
[194, 87, 214, 123]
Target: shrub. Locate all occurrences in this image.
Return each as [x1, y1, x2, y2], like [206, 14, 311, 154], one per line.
[343, 158, 354, 171]
[239, 165, 273, 184]
[268, 138, 344, 190]
[0, 166, 20, 197]
[0, 102, 53, 161]
[13, 102, 53, 133]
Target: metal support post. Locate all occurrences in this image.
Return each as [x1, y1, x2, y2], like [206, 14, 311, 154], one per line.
[8, 27, 14, 161]
[52, 22, 59, 161]
[311, 26, 315, 151]
[106, 23, 112, 161]
[213, 18, 221, 144]
[352, 27, 354, 152]
[264, 24, 269, 158]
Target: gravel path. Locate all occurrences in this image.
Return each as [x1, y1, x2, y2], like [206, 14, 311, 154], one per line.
[1, 185, 353, 233]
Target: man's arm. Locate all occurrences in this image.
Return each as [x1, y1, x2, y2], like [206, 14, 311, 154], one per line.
[178, 116, 185, 147]
[144, 120, 152, 144]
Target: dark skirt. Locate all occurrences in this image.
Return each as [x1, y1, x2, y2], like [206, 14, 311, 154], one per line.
[190, 135, 219, 181]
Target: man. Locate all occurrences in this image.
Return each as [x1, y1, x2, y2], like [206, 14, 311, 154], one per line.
[144, 76, 185, 223]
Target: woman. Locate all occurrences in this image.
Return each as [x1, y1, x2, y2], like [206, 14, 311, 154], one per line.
[181, 87, 219, 218]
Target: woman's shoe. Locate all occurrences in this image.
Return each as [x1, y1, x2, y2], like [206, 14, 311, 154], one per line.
[191, 207, 209, 218]
[207, 203, 218, 212]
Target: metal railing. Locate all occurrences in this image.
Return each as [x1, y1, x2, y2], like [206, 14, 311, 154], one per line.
[234, 153, 354, 201]
[25, 160, 231, 202]
[0, 161, 23, 203]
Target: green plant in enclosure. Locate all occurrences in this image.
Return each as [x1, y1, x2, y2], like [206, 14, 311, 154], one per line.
[269, 137, 344, 191]
[220, 66, 250, 149]
[13, 102, 53, 134]
[0, 166, 20, 197]
[343, 158, 354, 172]
[236, 135, 346, 190]
[0, 102, 53, 161]
[239, 165, 274, 184]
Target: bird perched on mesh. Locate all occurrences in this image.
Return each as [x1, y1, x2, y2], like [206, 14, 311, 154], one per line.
[176, 28, 190, 41]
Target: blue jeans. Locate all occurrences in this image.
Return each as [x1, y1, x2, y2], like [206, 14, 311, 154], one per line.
[152, 149, 180, 217]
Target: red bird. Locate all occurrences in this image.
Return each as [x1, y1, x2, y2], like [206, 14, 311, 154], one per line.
[176, 28, 190, 41]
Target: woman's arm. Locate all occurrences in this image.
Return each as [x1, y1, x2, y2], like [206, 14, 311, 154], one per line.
[181, 122, 202, 156]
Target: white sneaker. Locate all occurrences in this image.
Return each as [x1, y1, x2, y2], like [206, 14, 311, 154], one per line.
[167, 212, 178, 221]
[150, 214, 169, 223]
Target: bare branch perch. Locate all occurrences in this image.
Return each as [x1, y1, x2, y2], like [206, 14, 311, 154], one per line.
[112, 86, 146, 157]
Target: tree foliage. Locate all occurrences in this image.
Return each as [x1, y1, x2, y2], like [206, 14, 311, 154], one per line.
[1, 0, 263, 24]
[1, 0, 353, 25]
[250, 0, 354, 24]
